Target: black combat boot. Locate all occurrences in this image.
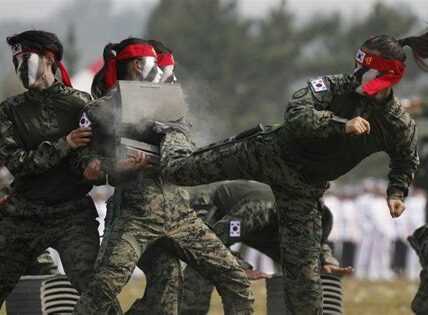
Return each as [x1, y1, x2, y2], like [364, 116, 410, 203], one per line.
[408, 225, 428, 314]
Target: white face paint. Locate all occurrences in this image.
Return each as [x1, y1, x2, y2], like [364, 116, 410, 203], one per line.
[15, 52, 44, 88]
[139, 56, 162, 83]
[360, 68, 380, 85]
[160, 65, 177, 83]
[356, 68, 391, 101]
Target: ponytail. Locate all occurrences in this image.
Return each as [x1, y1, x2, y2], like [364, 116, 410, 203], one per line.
[91, 43, 117, 99]
[398, 31, 428, 71]
[91, 38, 150, 99]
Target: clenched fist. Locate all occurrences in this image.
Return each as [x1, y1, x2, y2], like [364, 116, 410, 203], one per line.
[345, 116, 371, 135]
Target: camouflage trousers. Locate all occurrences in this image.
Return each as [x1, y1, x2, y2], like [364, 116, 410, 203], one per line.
[0, 196, 100, 303]
[124, 244, 183, 315]
[74, 179, 254, 315]
[182, 199, 279, 314]
[160, 128, 327, 315]
[408, 224, 428, 314]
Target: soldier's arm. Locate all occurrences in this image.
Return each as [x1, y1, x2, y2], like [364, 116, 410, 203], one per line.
[69, 107, 117, 182]
[320, 243, 340, 266]
[385, 113, 419, 202]
[0, 107, 73, 177]
[284, 77, 348, 138]
[320, 243, 354, 275]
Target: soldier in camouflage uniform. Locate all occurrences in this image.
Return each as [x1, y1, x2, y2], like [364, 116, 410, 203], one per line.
[408, 225, 428, 314]
[0, 30, 101, 303]
[72, 38, 253, 315]
[158, 33, 428, 314]
[128, 180, 351, 315]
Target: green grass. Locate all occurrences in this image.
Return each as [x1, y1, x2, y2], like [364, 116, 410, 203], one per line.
[0, 277, 419, 314]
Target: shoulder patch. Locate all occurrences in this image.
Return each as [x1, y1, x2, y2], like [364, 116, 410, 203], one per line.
[292, 87, 308, 99]
[79, 112, 92, 128]
[310, 77, 328, 92]
[308, 76, 333, 103]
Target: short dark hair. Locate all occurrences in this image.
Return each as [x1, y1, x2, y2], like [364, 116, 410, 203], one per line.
[6, 30, 64, 60]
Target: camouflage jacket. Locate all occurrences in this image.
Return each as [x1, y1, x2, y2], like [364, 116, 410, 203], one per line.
[191, 180, 339, 266]
[283, 74, 419, 201]
[71, 91, 159, 185]
[70, 93, 119, 180]
[0, 82, 93, 205]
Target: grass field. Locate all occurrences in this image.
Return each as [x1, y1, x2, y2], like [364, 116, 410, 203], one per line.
[0, 277, 419, 314]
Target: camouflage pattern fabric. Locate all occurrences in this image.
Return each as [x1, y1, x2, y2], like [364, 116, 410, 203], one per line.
[408, 225, 428, 314]
[74, 180, 254, 315]
[125, 245, 183, 315]
[24, 249, 58, 275]
[73, 94, 254, 315]
[105, 197, 183, 315]
[179, 181, 338, 314]
[0, 82, 93, 206]
[160, 128, 325, 315]
[159, 73, 418, 314]
[0, 82, 103, 306]
[0, 196, 99, 302]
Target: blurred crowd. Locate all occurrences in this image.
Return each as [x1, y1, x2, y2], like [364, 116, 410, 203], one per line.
[325, 180, 426, 281]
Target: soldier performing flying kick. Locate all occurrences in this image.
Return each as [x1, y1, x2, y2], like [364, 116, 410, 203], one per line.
[156, 32, 428, 314]
[127, 180, 352, 315]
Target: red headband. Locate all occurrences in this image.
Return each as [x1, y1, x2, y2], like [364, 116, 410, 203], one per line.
[157, 52, 175, 67]
[104, 44, 157, 90]
[11, 45, 73, 87]
[355, 48, 406, 95]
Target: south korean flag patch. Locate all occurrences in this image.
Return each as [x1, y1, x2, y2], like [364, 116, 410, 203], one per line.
[229, 220, 241, 237]
[310, 77, 328, 92]
[79, 112, 92, 128]
[355, 49, 366, 64]
[10, 43, 22, 56]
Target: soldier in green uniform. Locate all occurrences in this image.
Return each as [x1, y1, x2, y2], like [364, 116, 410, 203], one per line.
[0, 30, 100, 303]
[179, 180, 352, 315]
[127, 180, 352, 315]
[158, 32, 428, 314]
[72, 38, 254, 315]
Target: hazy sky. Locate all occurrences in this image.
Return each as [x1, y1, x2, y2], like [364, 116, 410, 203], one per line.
[1, 0, 428, 22]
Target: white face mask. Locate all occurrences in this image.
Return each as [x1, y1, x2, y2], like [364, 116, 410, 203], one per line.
[14, 52, 44, 88]
[139, 56, 162, 83]
[360, 68, 380, 86]
[160, 65, 177, 83]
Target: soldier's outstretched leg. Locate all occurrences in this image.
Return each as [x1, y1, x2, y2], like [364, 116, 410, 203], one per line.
[408, 224, 428, 314]
[160, 128, 283, 186]
[125, 245, 183, 315]
[160, 128, 327, 314]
